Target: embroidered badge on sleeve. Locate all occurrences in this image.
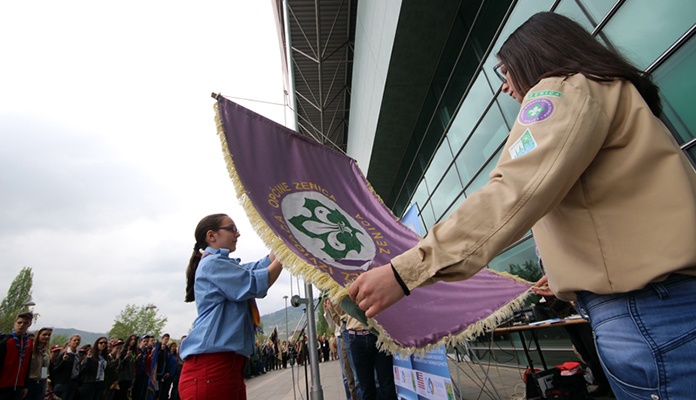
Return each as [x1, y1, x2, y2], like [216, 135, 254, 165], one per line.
[518, 98, 555, 125]
[508, 129, 537, 159]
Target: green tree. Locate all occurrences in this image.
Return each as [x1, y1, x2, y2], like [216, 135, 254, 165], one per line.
[108, 304, 168, 340]
[0, 267, 34, 333]
[508, 259, 543, 283]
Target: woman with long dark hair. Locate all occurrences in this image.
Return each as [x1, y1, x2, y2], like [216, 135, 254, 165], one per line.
[349, 12, 696, 399]
[178, 213, 282, 400]
[103, 339, 123, 400]
[79, 337, 109, 400]
[114, 334, 137, 400]
[26, 327, 52, 400]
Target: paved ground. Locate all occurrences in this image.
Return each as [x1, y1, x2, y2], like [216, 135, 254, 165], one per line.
[244, 358, 613, 399]
[245, 359, 346, 400]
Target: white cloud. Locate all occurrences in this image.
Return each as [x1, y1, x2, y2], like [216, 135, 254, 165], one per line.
[0, 0, 303, 337]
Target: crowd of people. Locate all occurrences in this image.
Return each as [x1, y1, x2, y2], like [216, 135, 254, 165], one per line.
[0, 310, 346, 400]
[0, 313, 187, 400]
[244, 332, 337, 379]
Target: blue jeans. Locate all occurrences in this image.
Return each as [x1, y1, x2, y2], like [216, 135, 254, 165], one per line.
[342, 328, 363, 399]
[346, 332, 396, 400]
[575, 273, 696, 399]
[336, 334, 352, 400]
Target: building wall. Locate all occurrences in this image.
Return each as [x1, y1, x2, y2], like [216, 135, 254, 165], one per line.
[346, 0, 402, 171]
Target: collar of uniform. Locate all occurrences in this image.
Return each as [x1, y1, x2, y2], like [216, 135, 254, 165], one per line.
[204, 246, 229, 257]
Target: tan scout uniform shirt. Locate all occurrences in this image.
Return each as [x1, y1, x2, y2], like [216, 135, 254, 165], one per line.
[392, 74, 696, 301]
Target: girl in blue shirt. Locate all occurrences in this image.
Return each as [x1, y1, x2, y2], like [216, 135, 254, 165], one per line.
[179, 213, 282, 400]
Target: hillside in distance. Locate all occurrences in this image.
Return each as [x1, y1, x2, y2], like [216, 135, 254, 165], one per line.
[261, 298, 320, 339]
[46, 299, 322, 345]
[51, 327, 109, 347]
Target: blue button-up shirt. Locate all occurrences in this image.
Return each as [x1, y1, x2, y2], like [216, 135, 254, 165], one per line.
[180, 247, 270, 358]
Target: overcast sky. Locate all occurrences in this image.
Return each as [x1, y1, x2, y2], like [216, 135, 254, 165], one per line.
[0, 1, 307, 338]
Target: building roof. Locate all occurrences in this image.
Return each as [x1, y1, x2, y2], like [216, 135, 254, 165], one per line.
[273, 0, 357, 152]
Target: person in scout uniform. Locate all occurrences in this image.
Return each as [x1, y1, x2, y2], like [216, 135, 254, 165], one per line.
[179, 213, 283, 400]
[349, 12, 696, 399]
[0, 313, 34, 400]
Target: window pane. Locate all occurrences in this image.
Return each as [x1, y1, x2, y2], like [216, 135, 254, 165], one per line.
[429, 165, 463, 221]
[420, 200, 437, 230]
[441, 42, 483, 129]
[487, 237, 541, 281]
[576, 0, 617, 24]
[653, 36, 696, 145]
[425, 137, 455, 187]
[447, 73, 493, 151]
[554, 0, 596, 32]
[466, 147, 503, 195]
[412, 180, 431, 216]
[599, 0, 696, 69]
[455, 105, 509, 185]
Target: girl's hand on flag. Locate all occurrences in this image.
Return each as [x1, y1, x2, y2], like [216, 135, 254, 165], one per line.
[349, 264, 405, 318]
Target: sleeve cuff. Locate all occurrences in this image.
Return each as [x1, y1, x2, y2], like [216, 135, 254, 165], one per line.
[390, 263, 410, 296]
[391, 247, 433, 290]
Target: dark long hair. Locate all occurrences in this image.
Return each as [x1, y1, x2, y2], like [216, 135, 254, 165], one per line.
[498, 12, 661, 117]
[185, 213, 228, 302]
[121, 334, 138, 358]
[93, 336, 109, 360]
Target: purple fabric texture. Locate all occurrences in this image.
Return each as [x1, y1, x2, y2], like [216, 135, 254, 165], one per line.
[217, 98, 531, 348]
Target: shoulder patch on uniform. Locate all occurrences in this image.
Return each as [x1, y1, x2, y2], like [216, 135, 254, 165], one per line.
[518, 98, 555, 125]
[525, 90, 563, 99]
[508, 128, 537, 159]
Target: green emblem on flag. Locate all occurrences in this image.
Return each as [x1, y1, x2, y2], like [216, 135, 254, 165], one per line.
[288, 198, 364, 259]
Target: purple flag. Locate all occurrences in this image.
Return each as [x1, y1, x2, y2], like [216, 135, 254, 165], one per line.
[214, 97, 531, 353]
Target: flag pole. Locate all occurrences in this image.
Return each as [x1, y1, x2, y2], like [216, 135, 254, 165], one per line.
[282, 0, 323, 399]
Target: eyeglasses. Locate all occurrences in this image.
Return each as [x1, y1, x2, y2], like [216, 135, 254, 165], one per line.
[219, 224, 239, 233]
[98, 342, 107, 345]
[493, 62, 507, 84]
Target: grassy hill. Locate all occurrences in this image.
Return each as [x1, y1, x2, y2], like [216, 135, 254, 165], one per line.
[51, 327, 109, 347]
[260, 298, 321, 339]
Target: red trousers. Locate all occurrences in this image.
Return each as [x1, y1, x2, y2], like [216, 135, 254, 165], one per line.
[179, 352, 246, 400]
